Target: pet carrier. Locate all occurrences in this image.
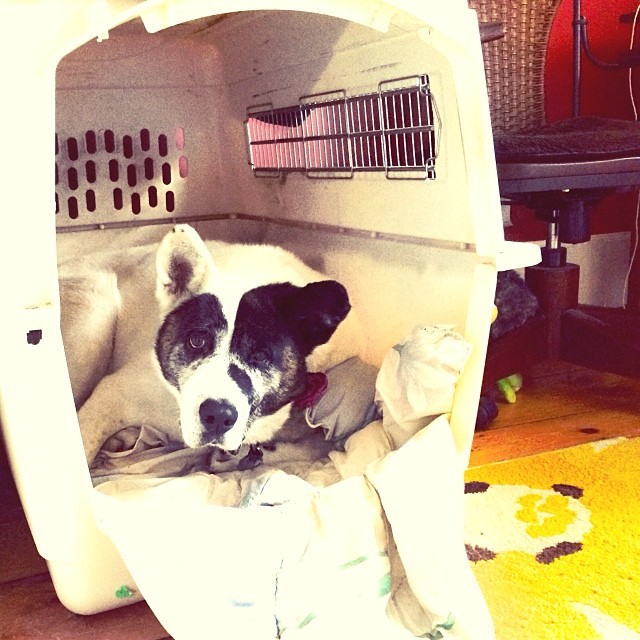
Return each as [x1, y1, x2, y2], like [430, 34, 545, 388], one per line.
[0, 1, 539, 637]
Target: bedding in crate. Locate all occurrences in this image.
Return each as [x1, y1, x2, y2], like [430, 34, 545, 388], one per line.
[88, 316, 494, 640]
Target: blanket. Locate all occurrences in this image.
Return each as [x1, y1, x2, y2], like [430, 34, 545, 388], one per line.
[90, 326, 493, 639]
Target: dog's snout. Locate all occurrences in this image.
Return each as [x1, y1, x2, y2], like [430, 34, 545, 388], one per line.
[199, 398, 238, 436]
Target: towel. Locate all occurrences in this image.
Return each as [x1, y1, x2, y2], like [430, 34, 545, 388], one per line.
[90, 325, 493, 639]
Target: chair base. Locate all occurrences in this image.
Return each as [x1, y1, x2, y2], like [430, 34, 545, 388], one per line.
[527, 261, 640, 377]
[560, 306, 640, 378]
[482, 263, 579, 390]
[525, 262, 580, 360]
[483, 262, 640, 396]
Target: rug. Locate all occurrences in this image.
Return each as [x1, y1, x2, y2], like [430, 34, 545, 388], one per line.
[464, 437, 640, 640]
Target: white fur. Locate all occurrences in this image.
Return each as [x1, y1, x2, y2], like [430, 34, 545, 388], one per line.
[177, 354, 250, 451]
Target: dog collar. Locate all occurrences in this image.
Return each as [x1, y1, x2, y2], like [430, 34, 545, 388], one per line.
[293, 372, 328, 409]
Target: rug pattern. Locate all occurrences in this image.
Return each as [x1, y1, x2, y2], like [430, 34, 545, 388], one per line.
[464, 437, 640, 640]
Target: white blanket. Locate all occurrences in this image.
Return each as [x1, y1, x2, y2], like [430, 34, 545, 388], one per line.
[90, 326, 494, 639]
[93, 417, 493, 639]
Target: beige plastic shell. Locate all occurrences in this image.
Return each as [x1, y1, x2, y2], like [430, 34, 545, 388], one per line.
[0, 0, 538, 616]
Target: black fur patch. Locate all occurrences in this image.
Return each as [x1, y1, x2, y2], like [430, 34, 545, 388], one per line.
[155, 294, 227, 388]
[228, 363, 253, 398]
[229, 281, 350, 418]
[230, 284, 306, 418]
[166, 255, 194, 297]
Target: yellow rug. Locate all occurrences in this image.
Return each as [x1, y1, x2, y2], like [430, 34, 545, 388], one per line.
[464, 437, 640, 640]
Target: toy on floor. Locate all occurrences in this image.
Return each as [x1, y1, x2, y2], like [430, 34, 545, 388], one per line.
[496, 373, 523, 404]
[475, 373, 522, 431]
[475, 395, 499, 430]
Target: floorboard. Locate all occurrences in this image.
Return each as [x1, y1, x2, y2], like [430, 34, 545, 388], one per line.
[470, 365, 640, 466]
[471, 408, 640, 466]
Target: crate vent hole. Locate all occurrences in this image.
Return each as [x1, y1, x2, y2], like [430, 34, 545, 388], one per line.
[55, 127, 187, 221]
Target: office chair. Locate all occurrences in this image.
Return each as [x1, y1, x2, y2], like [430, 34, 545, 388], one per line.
[472, 0, 640, 382]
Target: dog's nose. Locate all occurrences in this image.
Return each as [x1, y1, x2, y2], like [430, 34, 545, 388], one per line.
[199, 399, 238, 436]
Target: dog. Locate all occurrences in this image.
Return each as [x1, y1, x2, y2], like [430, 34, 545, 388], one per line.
[59, 225, 363, 465]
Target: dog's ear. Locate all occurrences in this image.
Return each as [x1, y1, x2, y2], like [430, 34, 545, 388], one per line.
[286, 280, 351, 355]
[155, 225, 217, 312]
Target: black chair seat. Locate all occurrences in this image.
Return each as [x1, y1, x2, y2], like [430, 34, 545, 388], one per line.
[495, 117, 640, 195]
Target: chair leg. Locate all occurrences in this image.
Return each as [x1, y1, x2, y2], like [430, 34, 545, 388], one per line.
[524, 262, 580, 361]
[628, 225, 640, 314]
[524, 261, 640, 378]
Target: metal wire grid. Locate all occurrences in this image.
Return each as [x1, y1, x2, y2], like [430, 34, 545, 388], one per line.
[245, 74, 440, 179]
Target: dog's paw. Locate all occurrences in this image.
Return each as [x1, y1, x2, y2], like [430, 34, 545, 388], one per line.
[155, 225, 216, 310]
[207, 444, 261, 473]
[101, 426, 142, 453]
[236, 444, 264, 471]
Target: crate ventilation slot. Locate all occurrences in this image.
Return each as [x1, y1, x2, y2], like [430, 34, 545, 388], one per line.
[55, 127, 188, 221]
[245, 74, 440, 180]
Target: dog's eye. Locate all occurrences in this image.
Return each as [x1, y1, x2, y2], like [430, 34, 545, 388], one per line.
[188, 330, 208, 350]
[251, 349, 271, 366]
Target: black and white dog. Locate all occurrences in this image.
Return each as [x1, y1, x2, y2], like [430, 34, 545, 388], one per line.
[59, 225, 362, 465]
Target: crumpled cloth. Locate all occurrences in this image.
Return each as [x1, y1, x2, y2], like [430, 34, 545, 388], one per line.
[92, 415, 494, 640]
[90, 325, 491, 639]
[305, 357, 380, 449]
[375, 325, 472, 448]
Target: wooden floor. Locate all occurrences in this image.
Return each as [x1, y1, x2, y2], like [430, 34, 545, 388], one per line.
[1, 365, 639, 639]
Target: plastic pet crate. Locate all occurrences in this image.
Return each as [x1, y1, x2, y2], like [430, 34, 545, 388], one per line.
[0, 0, 539, 621]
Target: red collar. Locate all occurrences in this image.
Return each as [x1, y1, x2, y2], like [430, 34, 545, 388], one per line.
[293, 372, 328, 408]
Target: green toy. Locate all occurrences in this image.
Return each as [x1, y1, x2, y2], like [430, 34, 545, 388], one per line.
[496, 373, 523, 404]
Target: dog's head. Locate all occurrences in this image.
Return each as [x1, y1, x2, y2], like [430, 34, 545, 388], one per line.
[154, 225, 351, 451]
